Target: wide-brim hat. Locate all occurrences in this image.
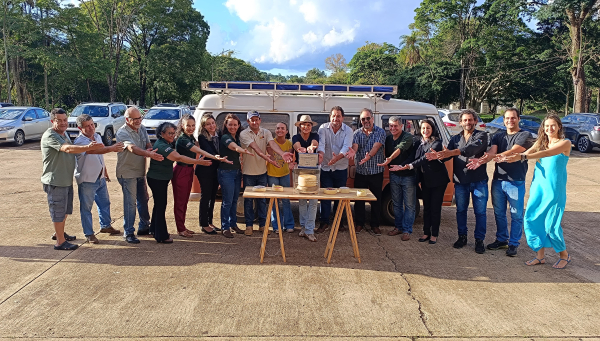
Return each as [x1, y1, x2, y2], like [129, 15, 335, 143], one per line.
[295, 114, 318, 127]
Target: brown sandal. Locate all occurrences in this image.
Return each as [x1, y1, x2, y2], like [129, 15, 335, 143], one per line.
[178, 230, 193, 238]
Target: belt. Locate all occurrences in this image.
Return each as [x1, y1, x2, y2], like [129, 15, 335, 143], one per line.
[176, 162, 194, 167]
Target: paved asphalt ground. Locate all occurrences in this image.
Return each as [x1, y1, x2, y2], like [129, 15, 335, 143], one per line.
[0, 140, 599, 340]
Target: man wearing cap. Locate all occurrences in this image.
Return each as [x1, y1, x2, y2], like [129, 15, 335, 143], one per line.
[74, 114, 125, 244]
[41, 108, 103, 250]
[240, 110, 294, 236]
[315, 106, 356, 234]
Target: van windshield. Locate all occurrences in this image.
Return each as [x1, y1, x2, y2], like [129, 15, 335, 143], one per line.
[70, 105, 109, 117]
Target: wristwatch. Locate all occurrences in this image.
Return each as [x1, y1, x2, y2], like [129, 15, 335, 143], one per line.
[520, 154, 527, 161]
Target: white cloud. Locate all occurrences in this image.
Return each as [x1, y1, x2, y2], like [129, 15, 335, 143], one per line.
[222, 0, 371, 64]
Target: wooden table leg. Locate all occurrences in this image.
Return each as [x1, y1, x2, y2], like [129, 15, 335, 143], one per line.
[260, 197, 275, 263]
[324, 199, 344, 258]
[274, 198, 286, 262]
[346, 200, 361, 263]
[327, 199, 347, 264]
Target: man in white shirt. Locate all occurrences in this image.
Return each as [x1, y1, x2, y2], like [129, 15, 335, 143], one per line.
[74, 114, 125, 244]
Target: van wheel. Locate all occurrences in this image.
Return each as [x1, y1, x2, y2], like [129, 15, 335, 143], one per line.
[103, 128, 114, 146]
[13, 130, 25, 146]
[577, 136, 592, 153]
[381, 191, 421, 226]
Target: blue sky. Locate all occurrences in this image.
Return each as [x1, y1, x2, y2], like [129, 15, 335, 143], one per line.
[193, 0, 422, 77]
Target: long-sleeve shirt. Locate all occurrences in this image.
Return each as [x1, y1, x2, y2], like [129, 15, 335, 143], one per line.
[317, 122, 353, 171]
[447, 130, 488, 184]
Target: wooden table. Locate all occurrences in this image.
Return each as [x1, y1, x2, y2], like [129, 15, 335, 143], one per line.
[242, 187, 377, 264]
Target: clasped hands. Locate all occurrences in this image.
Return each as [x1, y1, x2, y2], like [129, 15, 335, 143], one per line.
[465, 152, 522, 170]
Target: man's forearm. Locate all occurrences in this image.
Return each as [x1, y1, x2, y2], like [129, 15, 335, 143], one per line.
[61, 144, 93, 154]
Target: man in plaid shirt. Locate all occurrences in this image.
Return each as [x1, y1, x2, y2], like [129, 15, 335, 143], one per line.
[351, 108, 386, 235]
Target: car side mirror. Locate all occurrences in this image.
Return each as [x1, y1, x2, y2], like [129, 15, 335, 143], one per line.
[24, 117, 33, 121]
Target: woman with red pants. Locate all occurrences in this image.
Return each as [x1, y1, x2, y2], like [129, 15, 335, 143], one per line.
[172, 114, 232, 238]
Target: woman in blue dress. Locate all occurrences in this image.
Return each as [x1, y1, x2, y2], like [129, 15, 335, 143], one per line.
[500, 114, 571, 269]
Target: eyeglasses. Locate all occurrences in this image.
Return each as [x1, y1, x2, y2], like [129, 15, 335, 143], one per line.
[166, 132, 176, 136]
[129, 117, 142, 121]
[360, 117, 372, 122]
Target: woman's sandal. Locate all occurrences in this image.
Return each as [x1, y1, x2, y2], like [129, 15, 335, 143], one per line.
[178, 230, 193, 238]
[525, 257, 545, 266]
[552, 254, 571, 269]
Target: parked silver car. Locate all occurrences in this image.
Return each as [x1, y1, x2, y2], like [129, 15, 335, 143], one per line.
[0, 107, 52, 146]
[561, 113, 600, 152]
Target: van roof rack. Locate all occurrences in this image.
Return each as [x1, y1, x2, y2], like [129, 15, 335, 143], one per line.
[201, 81, 397, 97]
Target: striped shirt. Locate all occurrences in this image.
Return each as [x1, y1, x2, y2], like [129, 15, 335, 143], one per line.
[353, 125, 386, 175]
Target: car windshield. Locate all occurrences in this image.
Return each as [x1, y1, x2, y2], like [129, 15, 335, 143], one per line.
[70, 105, 109, 117]
[520, 120, 540, 128]
[144, 109, 180, 120]
[0, 109, 25, 120]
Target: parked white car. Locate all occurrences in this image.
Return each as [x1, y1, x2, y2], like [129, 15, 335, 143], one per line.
[0, 106, 52, 146]
[438, 109, 486, 135]
[66, 102, 127, 145]
[143, 104, 191, 140]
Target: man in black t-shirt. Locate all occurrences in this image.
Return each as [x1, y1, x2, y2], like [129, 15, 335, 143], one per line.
[468, 108, 532, 257]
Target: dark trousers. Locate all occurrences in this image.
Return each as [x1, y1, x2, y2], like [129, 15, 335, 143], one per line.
[147, 177, 171, 242]
[197, 170, 218, 227]
[320, 169, 348, 223]
[422, 184, 446, 237]
[353, 172, 383, 228]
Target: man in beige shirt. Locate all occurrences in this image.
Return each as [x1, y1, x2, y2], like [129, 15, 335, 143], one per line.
[240, 111, 293, 235]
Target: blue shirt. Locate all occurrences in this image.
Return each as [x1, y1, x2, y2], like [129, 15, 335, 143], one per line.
[317, 123, 353, 171]
[353, 125, 386, 175]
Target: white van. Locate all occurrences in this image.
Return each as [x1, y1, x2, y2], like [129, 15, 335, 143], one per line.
[193, 81, 455, 224]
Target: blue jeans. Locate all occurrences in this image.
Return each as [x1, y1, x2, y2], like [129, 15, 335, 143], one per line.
[267, 175, 295, 231]
[455, 180, 488, 240]
[243, 173, 268, 228]
[320, 169, 348, 222]
[390, 173, 416, 233]
[78, 177, 112, 236]
[118, 176, 150, 236]
[299, 199, 318, 234]
[219, 169, 241, 230]
[491, 179, 525, 247]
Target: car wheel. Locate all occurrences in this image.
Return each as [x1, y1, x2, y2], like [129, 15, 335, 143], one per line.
[577, 135, 592, 153]
[382, 190, 421, 226]
[103, 127, 114, 146]
[13, 130, 25, 146]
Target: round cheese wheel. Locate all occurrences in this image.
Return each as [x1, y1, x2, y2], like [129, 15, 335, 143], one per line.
[297, 174, 317, 187]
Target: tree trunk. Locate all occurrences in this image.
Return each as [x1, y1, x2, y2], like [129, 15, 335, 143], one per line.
[596, 88, 599, 114]
[86, 78, 93, 102]
[459, 57, 466, 109]
[565, 89, 569, 116]
[567, 7, 591, 113]
[44, 63, 49, 109]
[2, 2, 10, 104]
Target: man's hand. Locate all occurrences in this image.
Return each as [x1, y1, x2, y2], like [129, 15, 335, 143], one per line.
[435, 146, 452, 160]
[425, 149, 438, 161]
[377, 157, 392, 167]
[147, 148, 164, 161]
[110, 142, 125, 152]
[318, 152, 323, 165]
[197, 155, 212, 166]
[266, 155, 281, 168]
[479, 152, 492, 163]
[466, 158, 482, 170]
[241, 148, 254, 157]
[344, 148, 356, 160]
[214, 155, 234, 165]
[87, 141, 103, 151]
[496, 152, 520, 163]
[282, 151, 294, 163]
[358, 154, 371, 166]
[328, 152, 342, 166]
[389, 164, 409, 172]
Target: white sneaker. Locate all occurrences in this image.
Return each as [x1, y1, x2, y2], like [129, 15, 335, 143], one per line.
[298, 228, 306, 237]
[306, 234, 317, 242]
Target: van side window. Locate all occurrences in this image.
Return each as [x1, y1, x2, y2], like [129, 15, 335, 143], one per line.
[215, 112, 289, 137]
[296, 114, 360, 135]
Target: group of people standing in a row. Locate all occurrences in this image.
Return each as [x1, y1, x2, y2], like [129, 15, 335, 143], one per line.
[40, 105, 571, 269]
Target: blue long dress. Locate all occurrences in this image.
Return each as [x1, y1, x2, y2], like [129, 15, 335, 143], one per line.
[524, 152, 569, 253]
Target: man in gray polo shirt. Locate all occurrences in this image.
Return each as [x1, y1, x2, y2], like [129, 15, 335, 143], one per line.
[116, 107, 163, 244]
[74, 114, 125, 244]
[41, 108, 103, 250]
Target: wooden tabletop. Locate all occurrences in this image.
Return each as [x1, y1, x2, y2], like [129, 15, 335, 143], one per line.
[243, 187, 377, 201]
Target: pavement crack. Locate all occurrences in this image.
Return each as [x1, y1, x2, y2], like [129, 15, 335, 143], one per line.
[375, 237, 433, 337]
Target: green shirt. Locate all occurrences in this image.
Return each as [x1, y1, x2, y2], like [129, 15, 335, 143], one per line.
[40, 128, 76, 187]
[147, 138, 175, 180]
[219, 133, 241, 170]
[176, 133, 197, 159]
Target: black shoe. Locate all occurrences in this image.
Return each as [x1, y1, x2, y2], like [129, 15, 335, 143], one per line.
[506, 245, 518, 257]
[453, 235, 467, 249]
[201, 227, 218, 235]
[487, 240, 508, 250]
[137, 229, 150, 236]
[51, 232, 76, 241]
[475, 239, 485, 254]
[125, 234, 140, 244]
[418, 236, 431, 242]
[54, 241, 79, 250]
[231, 225, 244, 234]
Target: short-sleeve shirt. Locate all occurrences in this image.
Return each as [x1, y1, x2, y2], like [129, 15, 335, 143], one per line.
[492, 130, 533, 181]
[116, 124, 151, 178]
[353, 126, 386, 175]
[292, 132, 319, 161]
[267, 139, 292, 177]
[219, 133, 241, 170]
[146, 138, 175, 180]
[41, 128, 76, 187]
[385, 131, 416, 177]
[74, 133, 105, 184]
[239, 127, 273, 175]
[176, 133, 197, 159]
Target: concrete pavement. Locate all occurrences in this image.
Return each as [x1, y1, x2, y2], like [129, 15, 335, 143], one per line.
[0, 141, 599, 340]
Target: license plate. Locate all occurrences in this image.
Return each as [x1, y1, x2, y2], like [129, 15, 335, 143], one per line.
[69, 133, 78, 139]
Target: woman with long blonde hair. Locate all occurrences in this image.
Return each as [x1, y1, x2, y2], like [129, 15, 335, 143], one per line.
[499, 114, 571, 269]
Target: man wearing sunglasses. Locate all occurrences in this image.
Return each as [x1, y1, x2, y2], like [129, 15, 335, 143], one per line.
[115, 107, 164, 244]
[351, 108, 386, 235]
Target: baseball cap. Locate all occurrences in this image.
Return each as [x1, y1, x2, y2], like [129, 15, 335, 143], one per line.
[247, 110, 260, 120]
